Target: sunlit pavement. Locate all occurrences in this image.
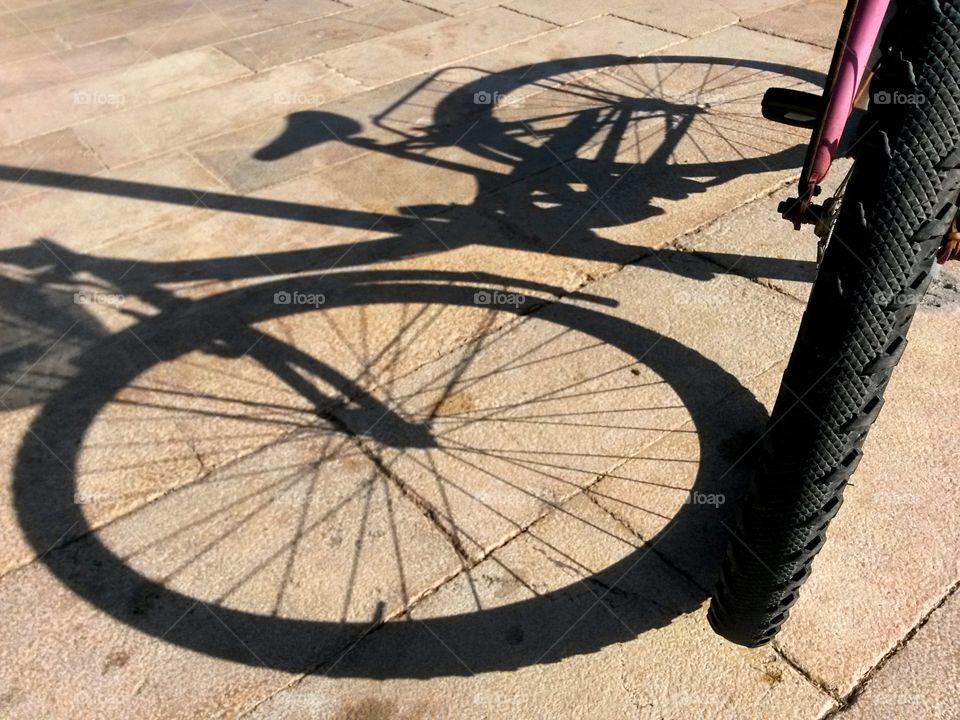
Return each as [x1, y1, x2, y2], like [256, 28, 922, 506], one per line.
[1, 0, 958, 717]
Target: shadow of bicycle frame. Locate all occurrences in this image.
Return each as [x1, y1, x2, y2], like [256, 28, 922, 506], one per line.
[1, 53, 824, 676]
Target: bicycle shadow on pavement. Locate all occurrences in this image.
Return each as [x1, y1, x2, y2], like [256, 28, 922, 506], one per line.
[12, 267, 768, 675]
[0, 52, 818, 676]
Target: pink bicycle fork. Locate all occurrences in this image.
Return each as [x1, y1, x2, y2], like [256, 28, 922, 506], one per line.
[772, 0, 891, 228]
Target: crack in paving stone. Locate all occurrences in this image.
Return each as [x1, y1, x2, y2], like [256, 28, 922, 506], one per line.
[817, 577, 960, 719]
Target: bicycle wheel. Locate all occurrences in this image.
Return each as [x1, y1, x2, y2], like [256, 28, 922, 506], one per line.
[709, 0, 960, 645]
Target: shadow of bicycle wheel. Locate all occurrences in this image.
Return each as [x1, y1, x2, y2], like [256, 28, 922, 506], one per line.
[13, 270, 767, 675]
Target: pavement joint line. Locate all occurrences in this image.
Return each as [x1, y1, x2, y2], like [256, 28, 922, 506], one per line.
[310, 54, 372, 87]
[605, 12, 711, 39]
[532, 517, 682, 665]
[523, 540, 643, 642]
[495, 4, 563, 27]
[816, 577, 960, 719]
[356, 441, 476, 564]
[73, 130, 110, 173]
[581, 488, 709, 597]
[676, 237, 811, 306]
[775, 643, 844, 708]
[399, 0, 455, 18]
[316, 402, 478, 564]
[177, 149, 231, 190]
[738, 20, 834, 51]
[616, 641, 649, 715]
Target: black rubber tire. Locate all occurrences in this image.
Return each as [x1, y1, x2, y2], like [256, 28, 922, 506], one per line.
[708, 0, 960, 647]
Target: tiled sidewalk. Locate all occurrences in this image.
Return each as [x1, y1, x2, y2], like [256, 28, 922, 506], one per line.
[0, 0, 957, 717]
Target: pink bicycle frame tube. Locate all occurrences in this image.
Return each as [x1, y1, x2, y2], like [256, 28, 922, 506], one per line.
[802, 0, 890, 195]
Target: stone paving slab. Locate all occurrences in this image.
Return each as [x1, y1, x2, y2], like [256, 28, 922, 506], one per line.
[714, 0, 802, 16]
[503, 0, 799, 31]
[409, 0, 504, 16]
[585, 359, 787, 594]
[0, 407, 41, 575]
[432, 12, 682, 82]
[0, 14, 835, 586]
[247, 493, 834, 719]
[188, 14, 681, 195]
[0, 0, 957, 717]
[743, 0, 845, 48]
[2, 151, 230, 251]
[676, 157, 854, 302]
[0, 128, 104, 203]
[323, 250, 803, 561]
[608, 178, 960, 702]
[0, 432, 463, 719]
[0, 46, 252, 144]
[457, 25, 827, 261]
[0, 274, 357, 574]
[182, 68, 467, 194]
[774, 306, 960, 697]
[524, 0, 737, 37]
[318, 6, 555, 87]
[677, 190, 817, 301]
[0, 37, 146, 99]
[505, 0, 740, 37]
[124, 0, 349, 59]
[0, 28, 68, 64]
[8, 0, 140, 31]
[70, 56, 363, 167]
[589, 302, 960, 701]
[50, 0, 225, 48]
[590, 272, 960, 696]
[836, 587, 960, 719]
[5, 0, 74, 8]
[217, 0, 446, 72]
[179, 22, 825, 275]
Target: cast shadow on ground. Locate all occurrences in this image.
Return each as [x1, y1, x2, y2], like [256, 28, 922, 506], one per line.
[0, 53, 822, 675]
